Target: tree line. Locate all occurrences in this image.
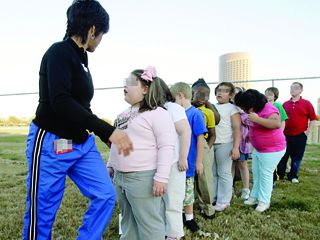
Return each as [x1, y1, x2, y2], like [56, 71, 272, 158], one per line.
[0, 116, 113, 126]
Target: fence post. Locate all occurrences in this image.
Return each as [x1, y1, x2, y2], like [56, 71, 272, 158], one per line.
[308, 121, 320, 144]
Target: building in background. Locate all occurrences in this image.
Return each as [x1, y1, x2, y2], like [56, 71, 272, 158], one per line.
[219, 52, 251, 89]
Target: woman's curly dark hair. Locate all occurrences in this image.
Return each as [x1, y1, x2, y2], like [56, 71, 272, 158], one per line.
[63, 0, 109, 44]
[234, 89, 267, 113]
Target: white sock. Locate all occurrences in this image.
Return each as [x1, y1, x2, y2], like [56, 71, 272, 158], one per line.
[185, 213, 193, 221]
[119, 214, 122, 235]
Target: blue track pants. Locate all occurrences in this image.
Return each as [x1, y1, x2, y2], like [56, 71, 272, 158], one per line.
[23, 122, 116, 240]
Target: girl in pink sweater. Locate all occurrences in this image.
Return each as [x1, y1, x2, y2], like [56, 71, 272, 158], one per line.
[107, 66, 176, 240]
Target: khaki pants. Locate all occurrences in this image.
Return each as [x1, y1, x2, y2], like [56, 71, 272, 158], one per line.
[162, 163, 186, 238]
[195, 142, 215, 216]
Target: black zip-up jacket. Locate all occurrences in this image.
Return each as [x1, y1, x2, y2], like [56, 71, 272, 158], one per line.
[33, 38, 114, 144]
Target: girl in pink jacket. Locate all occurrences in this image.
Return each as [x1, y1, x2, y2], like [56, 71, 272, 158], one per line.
[107, 66, 176, 240]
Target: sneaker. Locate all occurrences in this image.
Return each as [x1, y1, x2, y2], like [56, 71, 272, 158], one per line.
[244, 197, 258, 206]
[184, 219, 199, 233]
[202, 213, 216, 220]
[241, 188, 250, 200]
[214, 203, 229, 212]
[255, 202, 270, 212]
[291, 178, 299, 184]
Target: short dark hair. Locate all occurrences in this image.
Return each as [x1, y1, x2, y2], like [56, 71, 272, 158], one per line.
[214, 82, 236, 96]
[292, 82, 303, 89]
[192, 78, 210, 92]
[64, 0, 109, 44]
[265, 87, 279, 101]
[235, 86, 245, 93]
[234, 89, 267, 113]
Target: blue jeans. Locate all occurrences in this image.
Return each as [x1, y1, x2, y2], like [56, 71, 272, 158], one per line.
[277, 133, 307, 180]
[23, 122, 116, 240]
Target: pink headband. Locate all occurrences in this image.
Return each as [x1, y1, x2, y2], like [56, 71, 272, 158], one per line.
[141, 66, 157, 82]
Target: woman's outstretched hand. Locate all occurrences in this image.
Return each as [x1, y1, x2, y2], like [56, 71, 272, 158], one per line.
[109, 129, 133, 156]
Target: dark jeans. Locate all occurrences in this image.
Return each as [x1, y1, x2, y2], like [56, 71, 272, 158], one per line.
[277, 133, 307, 180]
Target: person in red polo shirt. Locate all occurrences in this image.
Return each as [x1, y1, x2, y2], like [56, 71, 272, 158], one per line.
[277, 82, 317, 183]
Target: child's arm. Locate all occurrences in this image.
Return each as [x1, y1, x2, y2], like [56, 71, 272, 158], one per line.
[207, 127, 216, 149]
[231, 113, 241, 160]
[248, 112, 281, 129]
[196, 134, 205, 176]
[205, 101, 220, 125]
[305, 120, 317, 136]
[175, 119, 191, 172]
[152, 110, 176, 196]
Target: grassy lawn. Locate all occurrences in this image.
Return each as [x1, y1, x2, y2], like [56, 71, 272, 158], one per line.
[0, 131, 319, 239]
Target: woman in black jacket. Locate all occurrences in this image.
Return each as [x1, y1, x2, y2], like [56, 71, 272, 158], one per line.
[23, 1, 132, 239]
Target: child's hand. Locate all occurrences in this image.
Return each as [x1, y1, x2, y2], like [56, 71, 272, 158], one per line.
[248, 112, 259, 123]
[107, 167, 114, 179]
[196, 162, 203, 176]
[153, 180, 167, 197]
[230, 147, 240, 160]
[178, 160, 188, 172]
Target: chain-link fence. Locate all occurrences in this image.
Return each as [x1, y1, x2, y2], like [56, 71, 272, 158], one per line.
[1, 77, 319, 143]
[204, 77, 320, 144]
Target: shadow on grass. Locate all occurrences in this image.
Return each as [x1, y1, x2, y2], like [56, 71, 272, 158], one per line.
[272, 199, 312, 211]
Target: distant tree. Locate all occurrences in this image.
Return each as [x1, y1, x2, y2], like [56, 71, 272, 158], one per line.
[0, 116, 33, 126]
[101, 117, 114, 126]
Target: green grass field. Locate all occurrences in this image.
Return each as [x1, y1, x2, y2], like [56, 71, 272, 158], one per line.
[0, 130, 319, 239]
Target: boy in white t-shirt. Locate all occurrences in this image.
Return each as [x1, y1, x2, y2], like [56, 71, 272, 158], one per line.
[160, 79, 191, 240]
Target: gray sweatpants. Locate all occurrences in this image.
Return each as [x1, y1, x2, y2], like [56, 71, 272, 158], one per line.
[213, 142, 233, 205]
[114, 170, 165, 240]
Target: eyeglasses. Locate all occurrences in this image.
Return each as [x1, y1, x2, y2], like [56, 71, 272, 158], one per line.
[123, 78, 139, 86]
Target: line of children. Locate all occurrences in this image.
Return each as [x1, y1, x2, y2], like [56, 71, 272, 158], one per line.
[108, 72, 293, 238]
